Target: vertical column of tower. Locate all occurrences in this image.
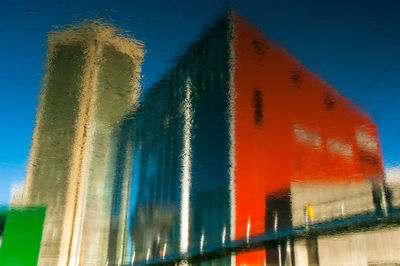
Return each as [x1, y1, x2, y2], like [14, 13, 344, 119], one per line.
[22, 37, 89, 265]
[63, 33, 103, 266]
[77, 37, 144, 266]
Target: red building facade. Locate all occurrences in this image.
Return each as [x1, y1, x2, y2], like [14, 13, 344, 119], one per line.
[231, 13, 384, 265]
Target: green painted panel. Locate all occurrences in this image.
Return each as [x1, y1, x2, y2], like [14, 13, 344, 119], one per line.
[0, 207, 45, 266]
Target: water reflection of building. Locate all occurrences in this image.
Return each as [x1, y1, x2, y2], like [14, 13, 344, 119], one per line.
[112, 14, 234, 264]
[22, 22, 144, 265]
[231, 11, 394, 265]
[112, 11, 395, 266]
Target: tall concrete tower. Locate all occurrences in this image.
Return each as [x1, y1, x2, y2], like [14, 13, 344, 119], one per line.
[22, 21, 144, 265]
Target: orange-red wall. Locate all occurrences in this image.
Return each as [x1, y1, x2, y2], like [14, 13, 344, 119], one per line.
[231, 14, 383, 265]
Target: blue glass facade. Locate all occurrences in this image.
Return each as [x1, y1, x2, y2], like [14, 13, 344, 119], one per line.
[111, 15, 234, 264]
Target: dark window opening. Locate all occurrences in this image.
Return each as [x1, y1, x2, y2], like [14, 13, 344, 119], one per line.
[252, 89, 264, 126]
[291, 69, 303, 88]
[324, 94, 336, 110]
[252, 39, 269, 55]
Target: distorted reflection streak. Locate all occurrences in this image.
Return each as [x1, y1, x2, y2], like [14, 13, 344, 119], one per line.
[130, 251, 135, 265]
[200, 232, 204, 253]
[246, 219, 251, 243]
[162, 243, 167, 258]
[179, 77, 194, 254]
[222, 226, 226, 245]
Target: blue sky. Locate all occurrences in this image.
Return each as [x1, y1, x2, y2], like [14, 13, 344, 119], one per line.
[0, 0, 399, 204]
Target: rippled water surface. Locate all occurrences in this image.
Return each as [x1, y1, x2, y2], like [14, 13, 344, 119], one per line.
[0, 1, 400, 265]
